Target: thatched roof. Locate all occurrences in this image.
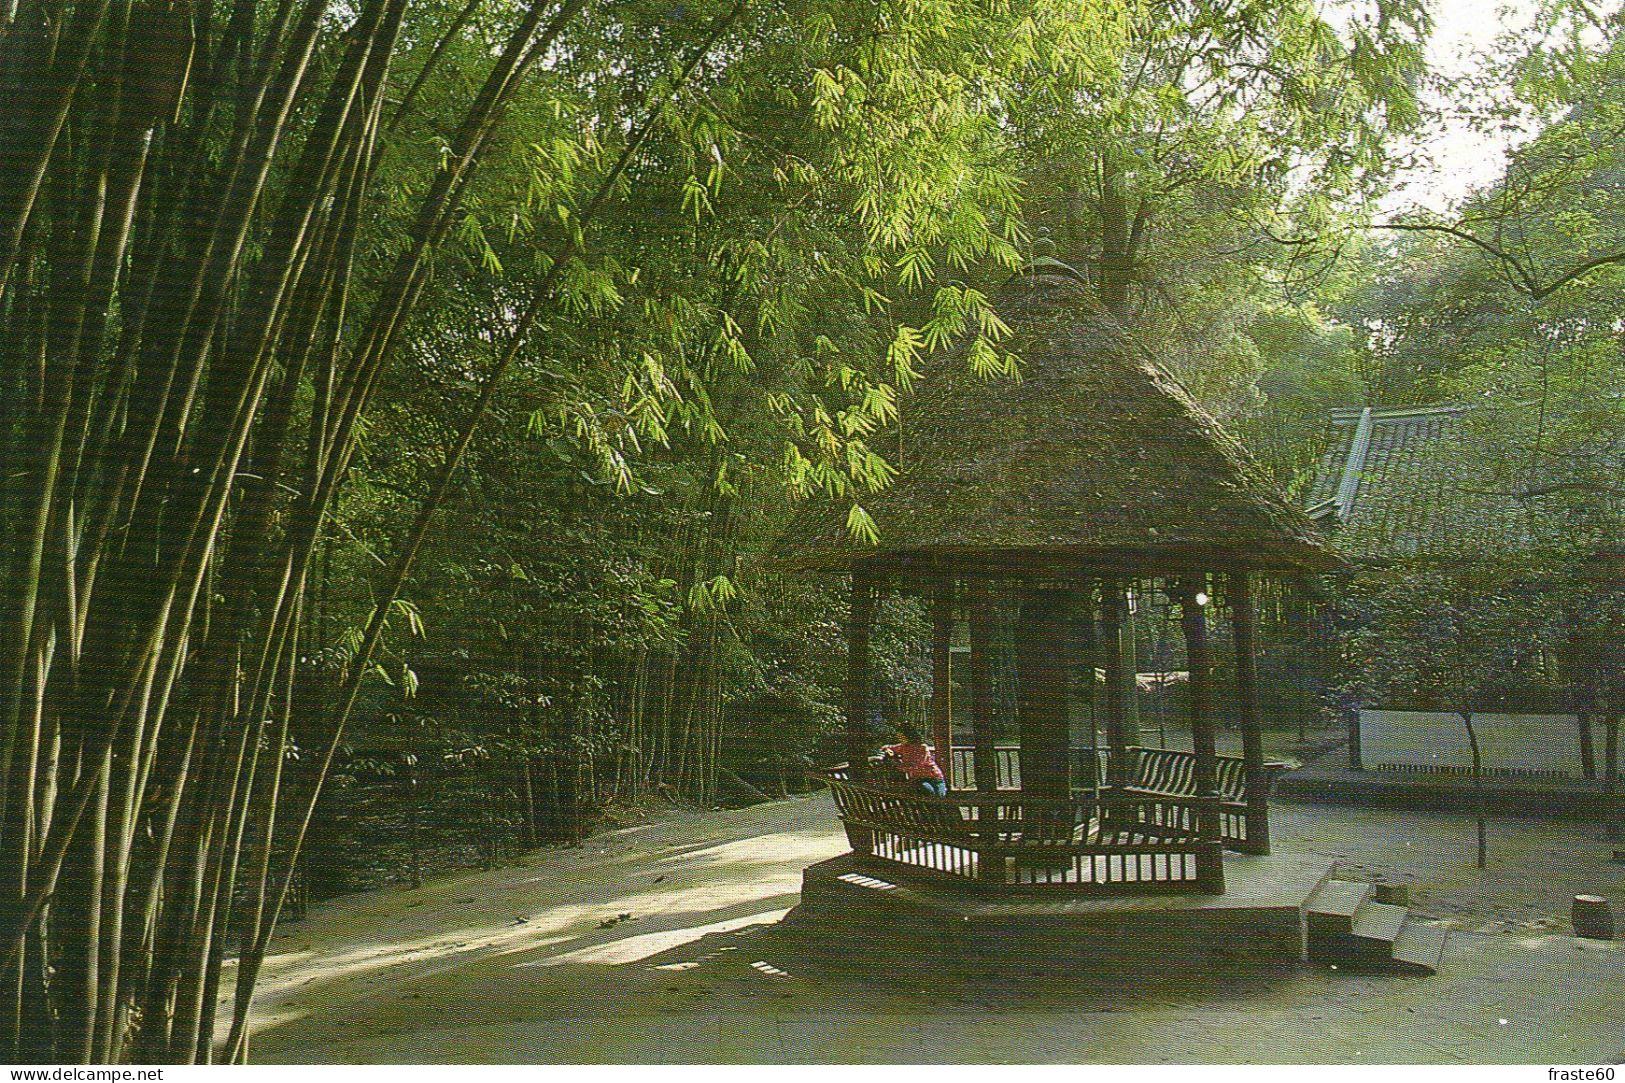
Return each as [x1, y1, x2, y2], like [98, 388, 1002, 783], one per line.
[776, 272, 1337, 579]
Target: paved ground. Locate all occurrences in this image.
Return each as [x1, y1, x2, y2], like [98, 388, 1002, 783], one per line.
[1274, 752, 1624, 822]
[239, 794, 1625, 1064]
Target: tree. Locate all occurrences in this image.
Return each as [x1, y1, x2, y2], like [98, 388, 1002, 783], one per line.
[0, 0, 1142, 1063]
[1379, 0, 1625, 301]
[1008, 0, 1427, 320]
[1344, 558, 1558, 869]
[1237, 302, 1363, 485]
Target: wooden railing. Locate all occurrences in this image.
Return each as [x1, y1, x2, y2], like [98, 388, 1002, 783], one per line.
[824, 777, 1225, 895]
[1123, 745, 1253, 849]
[940, 744, 1259, 850]
[945, 745, 1109, 792]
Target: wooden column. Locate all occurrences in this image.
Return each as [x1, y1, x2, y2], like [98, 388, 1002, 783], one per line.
[1229, 572, 1270, 855]
[1066, 590, 1097, 788]
[842, 568, 876, 856]
[929, 577, 955, 789]
[1123, 581, 1142, 746]
[844, 569, 876, 776]
[1179, 577, 1224, 892]
[968, 580, 999, 793]
[1099, 580, 1133, 792]
[1180, 579, 1217, 795]
[1017, 586, 1072, 800]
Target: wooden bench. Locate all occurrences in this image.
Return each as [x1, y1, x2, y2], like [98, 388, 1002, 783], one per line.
[1122, 746, 1253, 849]
[822, 775, 1224, 894]
[893, 744, 1270, 851]
[947, 745, 1109, 792]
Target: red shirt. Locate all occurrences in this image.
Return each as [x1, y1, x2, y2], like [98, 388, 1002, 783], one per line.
[884, 741, 943, 782]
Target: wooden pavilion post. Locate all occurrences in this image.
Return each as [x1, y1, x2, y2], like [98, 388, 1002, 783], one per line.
[1066, 589, 1098, 788]
[1178, 577, 1224, 892]
[930, 577, 955, 789]
[845, 568, 877, 770]
[844, 567, 876, 855]
[1099, 580, 1135, 792]
[1228, 572, 1270, 855]
[1016, 586, 1071, 800]
[968, 579, 999, 793]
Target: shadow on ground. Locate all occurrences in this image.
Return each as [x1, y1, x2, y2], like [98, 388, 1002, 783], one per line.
[241, 793, 1625, 1064]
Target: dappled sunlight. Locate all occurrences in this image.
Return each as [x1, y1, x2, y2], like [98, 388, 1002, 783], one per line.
[836, 872, 898, 891]
[513, 824, 846, 885]
[518, 907, 793, 968]
[244, 877, 807, 1011]
[228, 800, 850, 1044]
[647, 828, 844, 866]
[749, 960, 793, 978]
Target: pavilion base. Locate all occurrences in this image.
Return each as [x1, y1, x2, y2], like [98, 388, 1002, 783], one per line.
[790, 850, 1338, 974]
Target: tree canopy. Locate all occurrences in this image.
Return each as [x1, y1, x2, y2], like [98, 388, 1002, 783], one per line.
[0, 0, 1620, 1066]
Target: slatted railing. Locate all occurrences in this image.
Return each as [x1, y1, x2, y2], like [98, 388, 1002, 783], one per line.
[946, 745, 1108, 791]
[1123, 745, 1252, 848]
[849, 742, 1265, 852]
[824, 777, 1224, 895]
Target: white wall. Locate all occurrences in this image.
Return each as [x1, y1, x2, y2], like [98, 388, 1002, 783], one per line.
[1359, 709, 1584, 778]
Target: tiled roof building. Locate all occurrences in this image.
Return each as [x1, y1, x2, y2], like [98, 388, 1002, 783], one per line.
[1303, 404, 1534, 562]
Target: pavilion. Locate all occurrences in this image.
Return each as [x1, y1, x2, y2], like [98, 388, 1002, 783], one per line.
[776, 271, 1448, 972]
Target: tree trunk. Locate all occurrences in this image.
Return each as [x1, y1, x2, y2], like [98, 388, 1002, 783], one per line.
[1462, 709, 1487, 869]
[968, 580, 998, 793]
[1579, 712, 1596, 780]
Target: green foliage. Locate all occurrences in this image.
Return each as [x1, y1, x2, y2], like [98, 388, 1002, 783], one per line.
[1342, 558, 1560, 714]
[1239, 303, 1363, 485]
[1009, 0, 1428, 317]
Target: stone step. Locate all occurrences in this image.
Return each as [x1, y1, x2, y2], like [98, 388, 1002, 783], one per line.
[1349, 900, 1410, 949]
[1305, 873, 1445, 976]
[1305, 878, 1372, 937]
[1390, 920, 1448, 975]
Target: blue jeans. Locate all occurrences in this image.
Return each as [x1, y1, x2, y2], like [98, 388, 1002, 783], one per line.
[913, 778, 947, 799]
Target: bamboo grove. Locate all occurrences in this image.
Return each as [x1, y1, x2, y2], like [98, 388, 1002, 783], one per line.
[0, 0, 1441, 1064]
[0, 0, 621, 1061]
[0, 0, 1079, 1060]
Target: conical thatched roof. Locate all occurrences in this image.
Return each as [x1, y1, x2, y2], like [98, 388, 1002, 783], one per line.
[777, 272, 1337, 578]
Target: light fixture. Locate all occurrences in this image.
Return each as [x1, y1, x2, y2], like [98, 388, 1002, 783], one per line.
[1194, 591, 1209, 607]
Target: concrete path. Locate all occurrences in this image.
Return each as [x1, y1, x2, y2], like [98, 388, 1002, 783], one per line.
[240, 794, 1625, 1064]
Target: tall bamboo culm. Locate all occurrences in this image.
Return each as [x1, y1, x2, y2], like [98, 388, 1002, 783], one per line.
[0, 0, 745, 1063]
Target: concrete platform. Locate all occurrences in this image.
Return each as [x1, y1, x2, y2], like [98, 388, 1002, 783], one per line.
[1276, 750, 1625, 822]
[790, 849, 1337, 973]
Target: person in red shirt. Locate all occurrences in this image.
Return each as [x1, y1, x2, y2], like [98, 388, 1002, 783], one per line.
[880, 723, 947, 798]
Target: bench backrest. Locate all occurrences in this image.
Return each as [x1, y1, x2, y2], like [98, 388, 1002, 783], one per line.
[1133, 747, 1195, 794]
[1214, 756, 1247, 802]
[826, 779, 967, 837]
[1130, 747, 1248, 803]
